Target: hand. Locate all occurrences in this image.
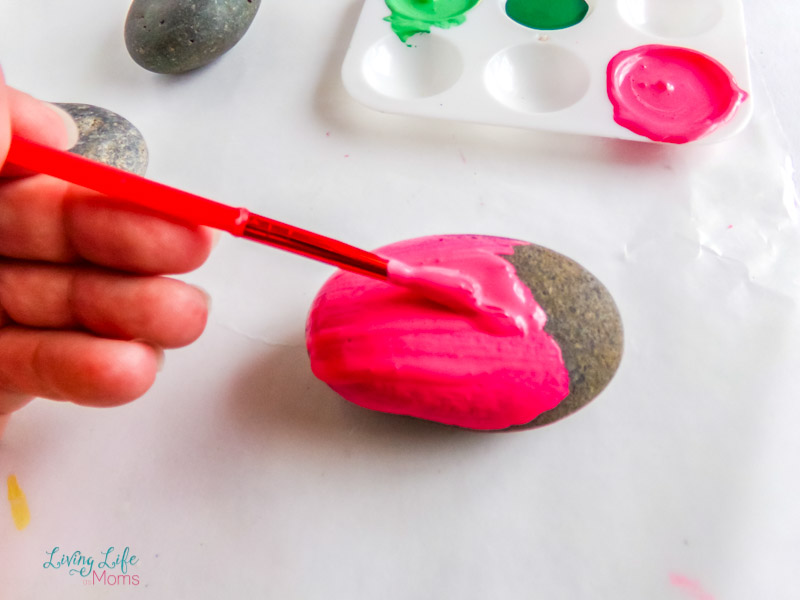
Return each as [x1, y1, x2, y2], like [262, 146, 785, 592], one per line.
[0, 67, 214, 437]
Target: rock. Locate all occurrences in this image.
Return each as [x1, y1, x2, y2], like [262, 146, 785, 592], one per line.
[505, 243, 623, 428]
[124, 0, 261, 74]
[306, 235, 623, 431]
[55, 104, 149, 175]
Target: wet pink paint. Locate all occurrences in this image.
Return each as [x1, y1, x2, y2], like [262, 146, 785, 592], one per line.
[306, 235, 570, 430]
[386, 259, 532, 336]
[607, 45, 747, 143]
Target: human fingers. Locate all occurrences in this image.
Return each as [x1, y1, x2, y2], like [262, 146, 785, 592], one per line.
[0, 262, 209, 348]
[0, 67, 9, 167]
[1, 86, 78, 177]
[0, 328, 163, 410]
[0, 176, 215, 274]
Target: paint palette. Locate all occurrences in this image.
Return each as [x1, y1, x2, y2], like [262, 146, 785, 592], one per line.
[341, 0, 753, 143]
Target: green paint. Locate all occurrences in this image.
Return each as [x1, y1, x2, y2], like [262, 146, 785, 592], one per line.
[384, 0, 481, 43]
[505, 0, 589, 30]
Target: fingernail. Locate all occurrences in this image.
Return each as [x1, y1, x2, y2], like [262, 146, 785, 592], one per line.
[193, 285, 212, 312]
[154, 347, 165, 372]
[133, 340, 165, 372]
[148, 345, 165, 372]
[210, 228, 222, 249]
[44, 103, 80, 149]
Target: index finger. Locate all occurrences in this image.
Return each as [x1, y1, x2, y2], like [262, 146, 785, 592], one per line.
[0, 175, 215, 274]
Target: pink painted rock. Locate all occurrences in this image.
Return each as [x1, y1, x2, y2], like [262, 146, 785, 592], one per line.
[306, 235, 623, 430]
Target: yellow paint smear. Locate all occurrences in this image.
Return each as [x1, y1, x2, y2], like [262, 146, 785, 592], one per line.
[7, 475, 31, 531]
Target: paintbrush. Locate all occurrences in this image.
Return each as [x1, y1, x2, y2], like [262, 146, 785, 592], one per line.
[6, 135, 519, 330]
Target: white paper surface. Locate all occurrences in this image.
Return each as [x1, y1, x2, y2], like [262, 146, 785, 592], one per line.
[1, 2, 799, 598]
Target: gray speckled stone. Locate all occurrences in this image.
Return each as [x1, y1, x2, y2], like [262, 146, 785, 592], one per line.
[125, 0, 261, 74]
[505, 243, 624, 429]
[55, 103, 149, 175]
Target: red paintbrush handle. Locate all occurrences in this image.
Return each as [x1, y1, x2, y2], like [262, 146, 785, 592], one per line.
[5, 135, 389, 280]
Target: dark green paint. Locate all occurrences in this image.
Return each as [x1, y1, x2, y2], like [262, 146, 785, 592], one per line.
[505, 0, 589, 30]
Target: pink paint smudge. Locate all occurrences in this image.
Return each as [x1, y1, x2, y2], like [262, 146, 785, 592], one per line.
[669, 573, 716, 600]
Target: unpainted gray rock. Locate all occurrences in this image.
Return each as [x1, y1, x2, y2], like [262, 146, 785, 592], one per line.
[505, 243, 624, 429]
[124, 0, 261, 74]
[55, 103, 149, 175]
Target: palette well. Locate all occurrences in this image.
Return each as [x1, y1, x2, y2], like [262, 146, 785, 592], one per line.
[341, 0, 753, 143]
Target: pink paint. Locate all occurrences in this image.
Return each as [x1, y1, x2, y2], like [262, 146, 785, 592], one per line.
[607, 45, 747, 143]
[669, 573, 716, 600]
[305, 235, 570, 430]
[387, 259, 533, 335]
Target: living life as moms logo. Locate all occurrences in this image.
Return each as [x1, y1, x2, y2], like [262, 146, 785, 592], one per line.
[43, 546, 140, 587]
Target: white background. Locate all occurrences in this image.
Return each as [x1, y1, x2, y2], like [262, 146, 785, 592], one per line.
[1, 1, 799, 598]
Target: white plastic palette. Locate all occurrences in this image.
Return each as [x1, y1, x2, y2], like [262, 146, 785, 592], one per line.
[341, 0, 753, 143]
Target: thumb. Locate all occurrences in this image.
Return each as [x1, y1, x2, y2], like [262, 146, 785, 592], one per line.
[0, 76, 79, 177]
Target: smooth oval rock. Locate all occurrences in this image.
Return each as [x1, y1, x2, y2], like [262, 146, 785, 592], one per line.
[125, 0, 261, 74]
[55, 103, 149, 175]
[306, 235, 623, 431]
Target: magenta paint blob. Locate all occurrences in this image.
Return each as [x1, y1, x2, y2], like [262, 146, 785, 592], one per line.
[305, 235, 570, 430]
[607, 44, 747, 143]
